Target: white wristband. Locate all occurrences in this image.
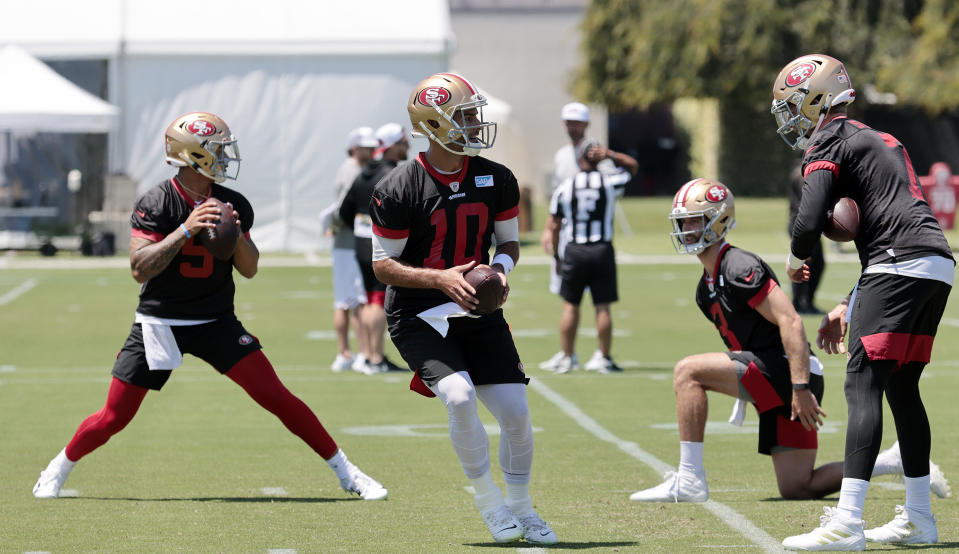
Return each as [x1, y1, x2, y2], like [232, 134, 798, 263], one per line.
[787, 253, 806, 270]
[491, 253, 515, 275]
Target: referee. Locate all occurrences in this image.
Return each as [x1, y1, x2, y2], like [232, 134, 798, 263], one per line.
[545, 138, 637, 374]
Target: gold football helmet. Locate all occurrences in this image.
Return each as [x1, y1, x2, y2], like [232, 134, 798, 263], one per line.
[165, 112, 241, 183]
[771, 54, 855, 150]
[408, 72, 496, 156]
[669, 179, 736, 254]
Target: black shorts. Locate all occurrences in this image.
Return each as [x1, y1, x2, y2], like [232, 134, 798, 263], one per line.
[727, 350, 824, 455]
[112, 316, 262, 391]
[388, 311, 528, 389]
[355, 238, 386, 295]
[559, 242, 618, 305]
[847, 272, 951, 373]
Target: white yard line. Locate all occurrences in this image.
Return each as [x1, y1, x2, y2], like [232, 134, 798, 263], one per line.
[0, 277, 37, 306]
[527, 379, 785, 553]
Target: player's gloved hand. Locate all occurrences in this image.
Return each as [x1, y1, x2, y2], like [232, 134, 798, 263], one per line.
[440, 260, 479, 312]
[791, 389, 827, 431]
[816, 302, 849, 355]
[183, 200, 221, 237]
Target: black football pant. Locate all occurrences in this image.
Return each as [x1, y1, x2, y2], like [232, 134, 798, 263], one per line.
[843, 360, 930, 480]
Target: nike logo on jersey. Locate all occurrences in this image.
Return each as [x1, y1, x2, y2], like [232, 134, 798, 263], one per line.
[744, 270, 756, 283]
[373, 196, 382, 206]
[136, 209, 146, 217]
[475, 175, 494, 187]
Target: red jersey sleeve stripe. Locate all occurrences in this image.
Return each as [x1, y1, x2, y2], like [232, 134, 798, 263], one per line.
[131, 228, 164, 242]
[804, 160, 839, 179]
[747, 278, 777, 309]
[495, 206, 520, 221]
[373, 224, 409, 239]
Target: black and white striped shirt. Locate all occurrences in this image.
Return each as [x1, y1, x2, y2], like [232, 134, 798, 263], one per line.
[549, 168, 630, 244]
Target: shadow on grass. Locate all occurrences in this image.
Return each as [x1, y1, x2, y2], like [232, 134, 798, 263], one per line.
[464, 541, 639, 549]
[74, 496, 353, 503]
[759, 496, 839, 502]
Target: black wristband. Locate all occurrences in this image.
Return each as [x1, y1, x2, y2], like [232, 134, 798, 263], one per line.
[792, 382, 810, 390]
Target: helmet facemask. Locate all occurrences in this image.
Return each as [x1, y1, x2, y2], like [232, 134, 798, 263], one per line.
[669, 205, 734, 255]
[201, 138, 241, 183]
[771, 90, 816, 150]
[423, 96, 497, 157]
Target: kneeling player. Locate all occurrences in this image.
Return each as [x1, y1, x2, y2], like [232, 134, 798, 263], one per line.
[630, 179, 948, 502]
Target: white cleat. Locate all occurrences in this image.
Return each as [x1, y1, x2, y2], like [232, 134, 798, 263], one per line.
[538, 351, 566, 372]
[331, 354, 353, 372]
[584, 350, 606, 371]
[782, 507, 865, 551]
[876, 440, 950, 498]
[33, 453, 75, 499]
[338, 465, 388, 501]
[350, 354, 368, 374]
[552, 354, 580, 375]
[629, 470, 708, 502]
[515, 510, 558, 545]
[864, 504, 937, 544]
[480, 504, 524, 543]
[930, 460, 951, 499]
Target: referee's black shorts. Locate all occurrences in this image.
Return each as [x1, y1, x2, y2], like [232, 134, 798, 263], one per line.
[559, 241, 618, 306]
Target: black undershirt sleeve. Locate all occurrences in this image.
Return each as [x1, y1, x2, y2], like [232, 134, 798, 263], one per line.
[790, 168, 837, 260]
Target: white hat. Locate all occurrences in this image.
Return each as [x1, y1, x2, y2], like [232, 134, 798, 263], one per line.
[347, 126, 378, 149]
[561, 102, 590, 123]
[375, 122, 407, 149]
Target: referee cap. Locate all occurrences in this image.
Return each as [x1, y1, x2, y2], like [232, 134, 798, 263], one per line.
[561, 102, 590, 123]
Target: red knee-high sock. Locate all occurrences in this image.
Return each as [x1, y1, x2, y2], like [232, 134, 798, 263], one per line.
[227, 350, 339, 459]
[65, 377, 149, 462]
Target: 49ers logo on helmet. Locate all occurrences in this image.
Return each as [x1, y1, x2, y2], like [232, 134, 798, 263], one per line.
[786, 62, 816, 87]
[418, 87, 451, 106]
[706, 185, 727, 202]
[187, 120, 216, 137]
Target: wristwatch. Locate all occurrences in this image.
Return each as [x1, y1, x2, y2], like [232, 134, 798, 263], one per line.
[792, 382, 810, 390]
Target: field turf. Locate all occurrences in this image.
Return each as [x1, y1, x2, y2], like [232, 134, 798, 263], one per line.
[1, 197, 958, 552]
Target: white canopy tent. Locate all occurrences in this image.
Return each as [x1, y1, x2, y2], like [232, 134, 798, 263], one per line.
[0, 45, 118, 133]
[0, 0, 454, 252]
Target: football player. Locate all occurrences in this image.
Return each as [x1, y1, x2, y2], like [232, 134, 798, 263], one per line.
[632, 178, 837, 504]
[369, 73, 556, 545]
[631, 179, 943, 507]
[775, 54, 953, 550]
[33, 112, 387, 501]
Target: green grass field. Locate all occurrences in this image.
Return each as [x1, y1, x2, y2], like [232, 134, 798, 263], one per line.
[2, 197, 958, 552]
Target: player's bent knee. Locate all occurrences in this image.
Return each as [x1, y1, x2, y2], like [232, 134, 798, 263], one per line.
[673, 357, 699, 390]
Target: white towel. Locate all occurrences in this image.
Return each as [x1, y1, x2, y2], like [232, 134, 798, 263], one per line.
[134, 313, 214, 370]
[416, 302, 478, 337]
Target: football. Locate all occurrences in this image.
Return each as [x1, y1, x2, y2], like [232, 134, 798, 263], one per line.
[823, 197, 859, 243]
[198, 197, 240, 260]
[464, 265, 504, 315]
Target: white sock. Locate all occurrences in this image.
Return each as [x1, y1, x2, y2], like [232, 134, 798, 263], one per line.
[905, 475, 932, 516]
[471, 470, 504, 512]
[53, 448, 76, 470]
[679, 441, 704, 475]
[325, 449, 351, 481]
[505, 481, 533, 515]
[836, 478, 869, 521]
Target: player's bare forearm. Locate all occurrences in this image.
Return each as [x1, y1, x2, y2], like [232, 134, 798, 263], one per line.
[492, 241, 519, 272]
[232, 234, 259, 278]
[781, 313, 811, 385]
[373, 257, 450, 289]
[547, 216, 561, 259]
[130, 234, 187, 283]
